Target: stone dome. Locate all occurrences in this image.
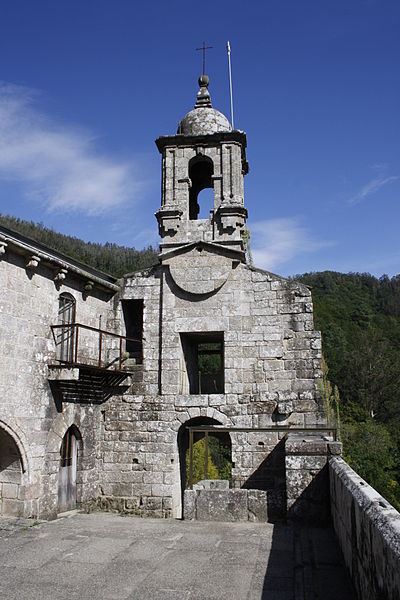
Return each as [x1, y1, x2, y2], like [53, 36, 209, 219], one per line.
[177, 75, 232, 136]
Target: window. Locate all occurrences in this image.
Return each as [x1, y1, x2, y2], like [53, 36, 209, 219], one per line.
[180, 332, 224, 394]
[57, 293, 75, 363]
[121, 299, 143, 364]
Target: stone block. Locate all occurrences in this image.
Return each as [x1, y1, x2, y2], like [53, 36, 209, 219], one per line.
[142, 496, 162, 511]
[196, 490, 248, 522]
[2, 483, 18, 499]
[247, 490, 268, 522]
[125, 497, 140, 511]
[285, 455, 327, 470]
[193, 479, 229, 491]
[328, 441, 342, 455]
[151, 484, 172, 496]
[1, 498, 23, 516]
[183, 490, 196, 520]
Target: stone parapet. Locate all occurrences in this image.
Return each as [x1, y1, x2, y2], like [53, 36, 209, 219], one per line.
[329, 457, 400, 600]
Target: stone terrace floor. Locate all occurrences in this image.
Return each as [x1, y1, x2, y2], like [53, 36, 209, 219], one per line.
[0, 512, 356, 600]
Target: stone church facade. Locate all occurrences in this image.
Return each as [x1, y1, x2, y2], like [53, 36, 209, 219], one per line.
[0, 75, 326, 521]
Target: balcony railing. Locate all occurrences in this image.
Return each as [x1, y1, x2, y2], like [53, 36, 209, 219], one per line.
[50, 323, 142, 371]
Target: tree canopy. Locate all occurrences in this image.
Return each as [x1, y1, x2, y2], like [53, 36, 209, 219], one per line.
[0, 213, 158, 277]
[296, 271, 400, 510]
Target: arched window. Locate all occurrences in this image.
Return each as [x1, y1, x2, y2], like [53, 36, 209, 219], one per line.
[57, 293, 76, 363]
[188, 156, 214, 220]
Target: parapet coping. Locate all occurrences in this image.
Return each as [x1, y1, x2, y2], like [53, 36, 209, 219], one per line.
[329, 456, 400, 557]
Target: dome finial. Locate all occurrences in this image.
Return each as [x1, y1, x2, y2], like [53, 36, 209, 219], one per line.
[195, 74, 212, 109]
[177, 74, 232, 135]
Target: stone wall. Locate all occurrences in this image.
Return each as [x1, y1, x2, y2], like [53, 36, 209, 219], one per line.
[0, 243, 116, 518]
[100, 260, 324, 519]
[329, 457, 400, 600]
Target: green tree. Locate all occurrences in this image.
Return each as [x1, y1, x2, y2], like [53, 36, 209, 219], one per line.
[186, 437, 219, 486]
[342, 419, 400, 511]
[186, 436, 232, 486]
[318, 355, 341, 439]
[208, 436, 232, 482]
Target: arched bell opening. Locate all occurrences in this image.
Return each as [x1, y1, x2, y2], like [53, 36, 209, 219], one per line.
[177, 417, 232, 517]
[58, 425, 82, 512]
[188, 155, 214, 220]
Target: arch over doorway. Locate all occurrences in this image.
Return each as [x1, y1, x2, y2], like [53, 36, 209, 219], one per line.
[0, 426, 25, 516]
[58, 425, 82, 512]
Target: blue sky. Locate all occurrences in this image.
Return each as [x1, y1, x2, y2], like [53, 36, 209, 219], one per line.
[0, 0, 399, 276]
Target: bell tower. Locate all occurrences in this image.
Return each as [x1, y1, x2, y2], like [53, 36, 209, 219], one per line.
[155, 75, 249, 258]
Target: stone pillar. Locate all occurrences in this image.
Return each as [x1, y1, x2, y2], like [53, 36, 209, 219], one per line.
[285, 433, 342, 524]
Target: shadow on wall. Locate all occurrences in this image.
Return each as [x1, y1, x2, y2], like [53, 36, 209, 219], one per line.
[241, 438, 287, 522]
[257, 468, 356, 600]
[286, 466, 330, 526]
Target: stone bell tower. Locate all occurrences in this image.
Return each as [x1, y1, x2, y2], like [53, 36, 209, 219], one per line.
[95, 70, 326, 522]
[155, 75, 249, 257]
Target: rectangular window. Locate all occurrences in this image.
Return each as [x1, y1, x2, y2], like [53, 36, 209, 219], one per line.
[121, 299, 143, 364]
[180, 332, 224, 394]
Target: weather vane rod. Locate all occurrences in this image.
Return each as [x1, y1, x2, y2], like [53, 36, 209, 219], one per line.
[227, 41, 234, 129]
[196, 41, 213, 75]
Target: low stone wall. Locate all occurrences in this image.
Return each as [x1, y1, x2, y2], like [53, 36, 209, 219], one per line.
[183, 489, 268, 522]
[329, 457, 400, 600]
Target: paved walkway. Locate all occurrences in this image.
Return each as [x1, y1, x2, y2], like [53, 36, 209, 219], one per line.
[0, 512, 355, 600]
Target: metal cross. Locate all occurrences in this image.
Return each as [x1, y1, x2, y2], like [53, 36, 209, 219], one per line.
[196, 41, 213, 75]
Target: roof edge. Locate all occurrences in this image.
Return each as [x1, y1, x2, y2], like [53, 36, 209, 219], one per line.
[0, 224, 119, 292]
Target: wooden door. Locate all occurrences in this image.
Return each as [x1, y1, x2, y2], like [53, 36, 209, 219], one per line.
[58, 428, 79, 512]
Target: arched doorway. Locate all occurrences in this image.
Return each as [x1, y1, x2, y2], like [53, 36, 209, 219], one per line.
[58, 426, 82, 512]
[0, 427, 24, 516]
[178, 417, 232, 517]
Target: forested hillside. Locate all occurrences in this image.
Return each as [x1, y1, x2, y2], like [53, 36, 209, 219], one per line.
[297, 271, 400, 510]
[0, 213, 158, 276]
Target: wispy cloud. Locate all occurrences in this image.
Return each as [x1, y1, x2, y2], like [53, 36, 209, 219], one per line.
[349, 175, 399, 205]
[249, 218, 331, 271]
[0, 82, 142, 215]
[370, 162, 390, 172]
